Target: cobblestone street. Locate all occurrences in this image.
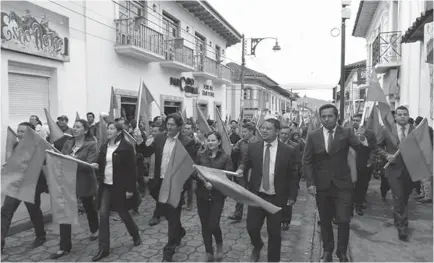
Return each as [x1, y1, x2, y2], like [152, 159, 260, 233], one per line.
[1, 185, 317, 262]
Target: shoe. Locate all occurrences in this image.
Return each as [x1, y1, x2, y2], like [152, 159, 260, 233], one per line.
[355, 207, 364, 216]
[282, 222, 289, 231]
[336, 252, 349, 262]
[417, 198, 432, 204]
[228, 215, 242, 222]
[148, 217, 160, 226]
[32, 236, 46, 248]
[250, 246, 262, 262]
[92, 250, 109, 262]
[321, 251, 333, 262]
[205, 252, 214, 262]
[90, 230, 99, 241]
[133, 236, 142, 246]
[398, 228, 408, 241]
[215, 243, 223, 261]
[49, 250, 71, 259]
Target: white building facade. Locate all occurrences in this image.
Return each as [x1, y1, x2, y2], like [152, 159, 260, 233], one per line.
[352, 0, 433, 124]
[1, 0, 241, 153]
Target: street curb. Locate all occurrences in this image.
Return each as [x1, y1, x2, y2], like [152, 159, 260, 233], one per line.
[6, 212, 52, 237]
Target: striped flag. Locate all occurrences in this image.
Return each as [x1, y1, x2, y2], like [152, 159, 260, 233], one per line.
[400, 118, 433, 182]
[2, 128, 52, 203]
[45, 150, 79, 225]
[194, 165, 281, 214]
[214, 106, 232, 154]
[5, 126, 18, 161]
[159, 140, 195, 208]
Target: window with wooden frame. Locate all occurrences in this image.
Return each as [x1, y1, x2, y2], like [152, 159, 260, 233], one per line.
[162, 11, 180, 60]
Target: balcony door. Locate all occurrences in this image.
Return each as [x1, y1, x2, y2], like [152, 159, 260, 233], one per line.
[162, 12, 179, 60]
[195, 33, 206, 71]
[118, 1, 146, 46]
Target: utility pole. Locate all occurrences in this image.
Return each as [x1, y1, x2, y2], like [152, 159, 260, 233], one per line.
[240, 34, 245, 121]
[339, 17, 346, 123]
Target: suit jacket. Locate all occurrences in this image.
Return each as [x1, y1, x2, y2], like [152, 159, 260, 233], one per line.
[377, 124, 414, 178]
[239, 140, 299, 206]
[302, 126, 370, 191]
[356, 128, 377, 168]
[96, 137, 138, 211]
[138, 132, 196, 190]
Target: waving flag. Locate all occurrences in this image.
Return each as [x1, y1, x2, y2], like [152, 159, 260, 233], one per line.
[2, 128, 52, 203]
[194, 165, 281, 214]
[75, 112, 81, 122]
[5, 126, 18, 161]
[108, 86, 120, 122]
[196, 105, 211, 135]
[97, 115, 108, 149]
[44, 108, 71, 144]
[215, 106, 232, 154]
[181, 108, 188, 124]
[159, 140, 195, 208]
[123, 130, 137, 154]
[135, 80, 152, 134]
[45, 150, 79, 225]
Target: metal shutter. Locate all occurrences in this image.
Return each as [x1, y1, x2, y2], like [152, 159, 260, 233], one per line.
[8, 73, 50, 127]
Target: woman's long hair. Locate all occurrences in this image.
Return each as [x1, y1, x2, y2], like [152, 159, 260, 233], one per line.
[205, 130, 223, 149]
[75, 119, 94, 141]
[107, 122, 124, 144]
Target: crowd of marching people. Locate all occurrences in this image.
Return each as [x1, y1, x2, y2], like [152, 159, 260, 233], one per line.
[1, 102, 433, 262]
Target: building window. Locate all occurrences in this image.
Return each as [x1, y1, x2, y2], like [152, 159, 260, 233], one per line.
[120, 96, 138, 121]
[119, 1, 147, 19]
[244, 87, 252, 100]
[195, 32, 206, 70]
[215, 45, 221, 62]
[162, 11, 180, 60]
[163, 100, 182, 115]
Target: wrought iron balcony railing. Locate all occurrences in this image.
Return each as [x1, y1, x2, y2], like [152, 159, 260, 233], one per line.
[115, 18, 164, 56]
[195, 56, 218, 76]
[218, 64, 232, 81]
[165, 42, 194, 67]
[243, 99, 259, 109]
[372, 31, 402, 67]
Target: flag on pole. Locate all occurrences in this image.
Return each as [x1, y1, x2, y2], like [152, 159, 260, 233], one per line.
[108, 86, 120, 122]
[135, 80, 151, 134]
[194, 165, 281, 214]
[123, 130, 137, 154]
[2, 128, 52, 203]
[5, 126, 18, 161]
[45, 150, 79, 225]
[97, 115, 108, 149]
[196, 105, 211, 135]
[214, 106, 232, 154]
[181, 108, 188, 124]
[75, 112, 80, 122]
[366, 103, 385, 143]
[159, 140, 195, 208]
[44, 108, 70, 144]
[399, 118, 433, 182]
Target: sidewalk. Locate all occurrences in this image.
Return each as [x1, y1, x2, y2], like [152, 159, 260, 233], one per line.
[349, 179, 433, 262]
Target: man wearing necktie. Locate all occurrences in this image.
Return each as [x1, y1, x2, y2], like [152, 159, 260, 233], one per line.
[377, 106, 414, 241]
[303, 104, 371, 262]
[237, 118, 298, 262]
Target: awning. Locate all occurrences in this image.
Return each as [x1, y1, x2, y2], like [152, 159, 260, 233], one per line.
[401, 9, 433, 43]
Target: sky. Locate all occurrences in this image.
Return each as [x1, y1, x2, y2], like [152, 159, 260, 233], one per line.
[209, 0, 368, 100]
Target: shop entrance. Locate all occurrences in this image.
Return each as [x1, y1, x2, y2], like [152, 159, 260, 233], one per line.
[198, 103, 208, 119]
[121, 96, 137, 122]
[164, 100, 182, 115]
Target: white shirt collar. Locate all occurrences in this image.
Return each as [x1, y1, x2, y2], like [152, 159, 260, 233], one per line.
[323, 125, 337, 133]
[264, 137, 278, 147]
[396, 123, 410, 130]
[168, 132, 180, 140]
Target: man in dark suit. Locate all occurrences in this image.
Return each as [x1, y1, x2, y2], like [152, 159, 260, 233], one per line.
[377, 106, 414, 241]
[237, 118, 298, 262]
[138, 113, 196, 262]
[229, 120, 241, 144]
[351, 114, 377, 216]
[303, 104, 371, 262]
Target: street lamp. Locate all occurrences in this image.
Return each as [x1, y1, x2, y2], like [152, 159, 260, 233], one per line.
[339, 0, 351, 123]
[240, 36, 281, 120]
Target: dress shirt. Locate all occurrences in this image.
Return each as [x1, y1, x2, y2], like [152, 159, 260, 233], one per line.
[259, 138, 278, 195]
[160, 133, 179, 179]
[104, 141, 120, 185]
[323, 126, 337, 153]
[397, 123, 410, 142]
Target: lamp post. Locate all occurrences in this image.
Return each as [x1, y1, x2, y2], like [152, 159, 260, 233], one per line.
[239, 36, 281, 120]
[339, 0, 352, 123]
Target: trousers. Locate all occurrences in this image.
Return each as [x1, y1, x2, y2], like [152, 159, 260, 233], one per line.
[197, 196, 225, 254]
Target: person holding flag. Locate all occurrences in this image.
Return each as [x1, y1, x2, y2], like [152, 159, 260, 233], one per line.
[50, 119, 99, 259]
[137, 113, 196, 262]
[1, 122, 48, 252]
[92, 122, 141, 261]
[194, 131, 233, 262]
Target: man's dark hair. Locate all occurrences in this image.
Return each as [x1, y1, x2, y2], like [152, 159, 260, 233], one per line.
[207, 119, 215, 127]
[319, 104, 339, 117]
[86, 112, 95, 118]
[30, 115, 42, 126]
[165, 113, 183, 127]
[230, 120, 238, 125]
[18, 122, 35, 130]
[353, 114, 363, 119]
[264, 118, 280, 130]
[151, 123, 165, 132]
[242, 122, 255, 132]
[396, 106, 409, 114]
[114, 118, 121, 122]
[124, 119, 130, 126]
[75, 119, 93, 140]
[153, 116, 162, 122]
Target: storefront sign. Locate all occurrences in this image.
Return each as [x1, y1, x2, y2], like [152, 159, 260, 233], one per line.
[169, 77, 199, 95]
[202, 84, 214, 97]
[1, 1, 70, 62]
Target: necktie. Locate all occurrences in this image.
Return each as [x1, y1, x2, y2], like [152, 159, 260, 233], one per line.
[262, 143, 272, 191]
[400, 126, 406, 142]
[327, 129, 333, 153]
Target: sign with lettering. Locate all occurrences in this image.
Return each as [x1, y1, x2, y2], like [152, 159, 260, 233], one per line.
[202, 84, 214, 97]
[1, 1, 70, 62]
[169, 77, 199, 95]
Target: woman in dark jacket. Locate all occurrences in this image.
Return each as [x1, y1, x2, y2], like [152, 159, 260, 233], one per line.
[91, 122, 141, 262]
[195, 131, 232, 262]
[50, 119, 99, 259]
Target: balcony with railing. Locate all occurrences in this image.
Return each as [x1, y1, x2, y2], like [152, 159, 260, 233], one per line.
[372, 31, 402, 73]
[114, 18, 165, 62]
[217, 64, 233, 83]
[243, 99, 260, 110]
[160, 40, 195, 71]
[193, 56, 218, 79]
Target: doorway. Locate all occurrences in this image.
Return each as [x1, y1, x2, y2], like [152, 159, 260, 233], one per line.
[120, 96, 137, 122]
[164, 100, 182, 115]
